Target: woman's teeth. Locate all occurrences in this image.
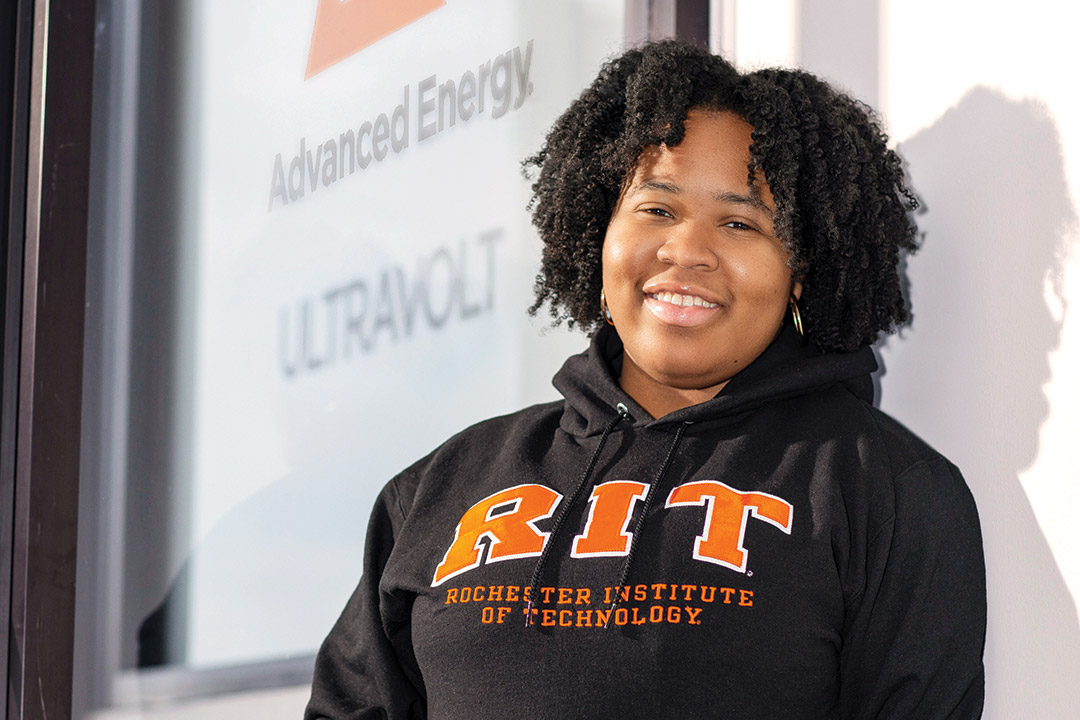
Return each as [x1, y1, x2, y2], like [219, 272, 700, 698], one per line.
[650, 291, 718, 308]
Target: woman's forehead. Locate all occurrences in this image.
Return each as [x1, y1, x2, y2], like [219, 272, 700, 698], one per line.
[625, 111, 769, 200]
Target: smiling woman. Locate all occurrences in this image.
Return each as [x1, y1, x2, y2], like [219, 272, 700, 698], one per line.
[305, 41, 986, 720]
[603, 111, 800, 417]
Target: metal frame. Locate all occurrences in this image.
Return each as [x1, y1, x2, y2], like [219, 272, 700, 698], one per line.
[625, 0, 709, 46]
[1, 0, 32, 712]
[5, 0, 96, 718]
[71, 0, 140, 711]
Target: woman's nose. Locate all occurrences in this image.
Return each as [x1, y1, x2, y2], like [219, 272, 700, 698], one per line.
[655, 221, 719, 270]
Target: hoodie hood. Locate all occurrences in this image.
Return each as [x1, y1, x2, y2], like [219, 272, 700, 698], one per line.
[553, 323, 878, 437]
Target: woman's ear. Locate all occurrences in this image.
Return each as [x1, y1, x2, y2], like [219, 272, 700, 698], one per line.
[792, 278, 804, 301]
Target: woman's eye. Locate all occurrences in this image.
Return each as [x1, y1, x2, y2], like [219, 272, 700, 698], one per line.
[724, 220, 755, 231]
[641, 207, 673, 218]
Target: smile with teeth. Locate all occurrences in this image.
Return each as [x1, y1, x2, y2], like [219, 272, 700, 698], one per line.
[648, 291, 718, 309]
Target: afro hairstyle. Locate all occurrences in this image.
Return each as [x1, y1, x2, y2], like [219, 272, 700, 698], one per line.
[523, 40, 918, 353]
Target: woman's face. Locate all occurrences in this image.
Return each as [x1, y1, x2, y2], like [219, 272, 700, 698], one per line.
[602, 110, 801, 417]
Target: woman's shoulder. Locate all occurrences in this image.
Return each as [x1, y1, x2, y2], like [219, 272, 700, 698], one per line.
[782, 382, 971, 512]
[784, 375, 955, 476]
[860, 402, 961, 481]
[820, 395, 977, 533]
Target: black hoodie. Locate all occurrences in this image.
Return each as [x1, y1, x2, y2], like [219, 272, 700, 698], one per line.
[305, 325, 986, 719]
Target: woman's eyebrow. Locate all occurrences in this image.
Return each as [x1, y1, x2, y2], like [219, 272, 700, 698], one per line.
[714, 190, 774, 218]
[629, 179, 681, 195]
[628, 181, 774, 219]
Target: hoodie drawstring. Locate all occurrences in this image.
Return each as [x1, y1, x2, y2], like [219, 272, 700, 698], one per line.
[525, 405, 628, 627]
[604, 421, 688, 628]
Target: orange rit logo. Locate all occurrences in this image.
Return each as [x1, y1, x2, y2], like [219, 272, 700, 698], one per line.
[431, 480, 794, 586]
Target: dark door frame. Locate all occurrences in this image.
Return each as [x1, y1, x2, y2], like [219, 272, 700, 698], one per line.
[0, 0, 30, 711]
[3, 0, 97, 718]
[625, 0, 710, 46]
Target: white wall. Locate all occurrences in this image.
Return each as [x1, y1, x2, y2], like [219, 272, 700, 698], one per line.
[734, 1, 1080, 717]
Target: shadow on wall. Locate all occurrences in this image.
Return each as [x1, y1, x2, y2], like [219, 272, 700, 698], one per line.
[877, 86, 1079, 719]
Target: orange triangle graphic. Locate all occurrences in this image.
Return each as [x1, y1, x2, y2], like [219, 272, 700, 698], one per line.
[306, 0, 446, 80]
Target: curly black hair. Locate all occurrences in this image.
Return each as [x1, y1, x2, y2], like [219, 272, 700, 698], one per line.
[524, 40, 918, 353]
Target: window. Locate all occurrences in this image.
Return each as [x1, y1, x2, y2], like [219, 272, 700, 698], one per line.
[74, 1, 629, 716]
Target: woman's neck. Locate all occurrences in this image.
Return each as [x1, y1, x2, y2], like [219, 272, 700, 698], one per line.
[617, 358, 729, 419]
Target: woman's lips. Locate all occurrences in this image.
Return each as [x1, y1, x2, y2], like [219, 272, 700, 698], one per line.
[644, 291, 721, 327]
[648, 291, 718, 308]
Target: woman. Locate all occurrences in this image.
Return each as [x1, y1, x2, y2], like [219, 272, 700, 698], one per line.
[305, 41, 985, 719]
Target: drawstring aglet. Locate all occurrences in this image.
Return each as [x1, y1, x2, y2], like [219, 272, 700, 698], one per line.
[524, 599, 533, 627]
[604, 600, 619, 629]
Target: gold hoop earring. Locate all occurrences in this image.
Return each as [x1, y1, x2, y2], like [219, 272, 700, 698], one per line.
[789, 295, 807, 346]
[600, 290, 615, 326]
